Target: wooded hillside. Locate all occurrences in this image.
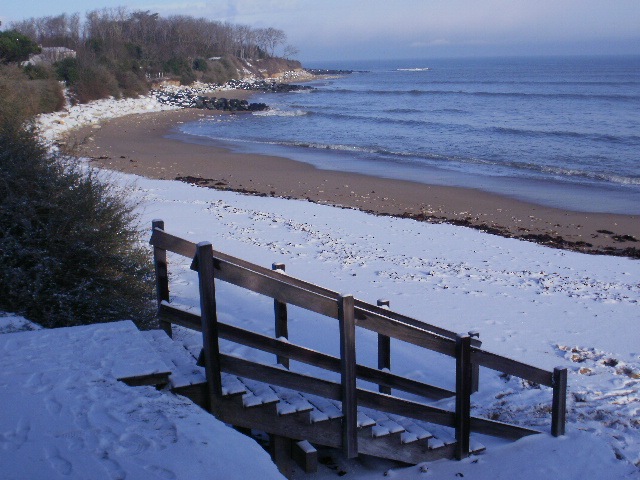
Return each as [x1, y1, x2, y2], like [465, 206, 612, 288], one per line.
[7, 8, 299, 103]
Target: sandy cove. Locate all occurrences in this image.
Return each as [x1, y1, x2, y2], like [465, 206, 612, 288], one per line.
[67, 107, 640, 258]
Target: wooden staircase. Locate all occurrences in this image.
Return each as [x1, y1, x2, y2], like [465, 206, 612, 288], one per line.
[148, 220, 568, 473]
[142, 327, 483, 466]
[180, 372, 485, 465]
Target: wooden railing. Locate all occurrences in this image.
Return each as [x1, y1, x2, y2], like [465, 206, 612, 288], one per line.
[150, 220, 567, 460]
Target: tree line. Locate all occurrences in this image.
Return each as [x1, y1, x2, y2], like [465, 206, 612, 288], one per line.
[4, 8, 297, 103]
[11, 9, 292, 61]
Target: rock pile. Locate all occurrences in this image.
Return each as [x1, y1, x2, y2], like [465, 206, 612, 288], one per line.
[195, 97, 268, 112]
[224, 79, 313, 93]
[150, 77, 312, 111]
[151, 88, 268, 111]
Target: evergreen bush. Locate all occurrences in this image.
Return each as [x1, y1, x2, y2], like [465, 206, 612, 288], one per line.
[0, 111, 156, 329]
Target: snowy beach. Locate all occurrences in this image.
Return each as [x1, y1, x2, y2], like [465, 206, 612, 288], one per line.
[2, 90, 629, 477]
[69, 105, 640, 258]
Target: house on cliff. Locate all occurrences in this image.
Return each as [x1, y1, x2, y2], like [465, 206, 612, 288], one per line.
[21, 46, 76, 67]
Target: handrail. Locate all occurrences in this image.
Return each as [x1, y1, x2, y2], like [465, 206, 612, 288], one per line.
[159, 302, 455, 400]
[151, 226, 558, 386]
[150, 221, 568, 457]
[151, 227, 479, 345]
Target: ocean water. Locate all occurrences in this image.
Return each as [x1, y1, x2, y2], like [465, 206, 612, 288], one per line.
[178, 56, 640, 214]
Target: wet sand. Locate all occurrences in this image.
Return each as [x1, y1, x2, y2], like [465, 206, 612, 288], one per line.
[68, 108, 640, 258]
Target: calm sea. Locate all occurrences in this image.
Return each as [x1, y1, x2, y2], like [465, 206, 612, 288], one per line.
[178, 56, 640, 214]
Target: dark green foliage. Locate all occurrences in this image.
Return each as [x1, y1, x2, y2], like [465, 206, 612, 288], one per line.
[55, 57, 80, 85]
[0, 115, 156, 329]
[125, 42, 144, 60]
[164, 57, 196, 85]
[164, 57, 191, 76]
[0, 30, 41, 63]
[192, 57, 208, 72]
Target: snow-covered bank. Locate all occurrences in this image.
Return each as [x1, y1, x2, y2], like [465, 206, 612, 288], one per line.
[37, 95, 179, 144]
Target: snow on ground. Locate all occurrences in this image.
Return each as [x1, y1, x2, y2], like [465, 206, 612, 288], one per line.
[16, 95, 640, 478]
[132, 173, 639, 477]
[0, 316, 284, 480]
[36, 95, 179, 144]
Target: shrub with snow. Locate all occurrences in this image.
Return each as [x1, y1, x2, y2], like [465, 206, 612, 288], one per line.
[0, 112, 155, 329]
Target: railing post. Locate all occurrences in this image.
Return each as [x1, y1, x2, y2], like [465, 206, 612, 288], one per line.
[338, 294, 358, 459]
[377, 299, 391, 394]
[455, 334, 472, 460]
[152, 219, 171, 337]
[468, 330, 480, 393]
[193, 241, 223, 407]
[551, 367, 567, 437]
[272, 262, 289, 369]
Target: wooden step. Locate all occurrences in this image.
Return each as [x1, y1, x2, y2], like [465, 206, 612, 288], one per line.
[150, 332, 481, 465]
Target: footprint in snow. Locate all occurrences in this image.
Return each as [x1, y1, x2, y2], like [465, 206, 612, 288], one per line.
[44, 445, 73, 475]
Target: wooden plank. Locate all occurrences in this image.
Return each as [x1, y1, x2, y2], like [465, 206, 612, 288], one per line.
[154, 231, 556, 430]
[151, 220, 172, 337]
[338, 294, 358, 459]
[551, 367, 568, 437]
[355, 308, 457, 357]
[356, 389, 455, 428]
[455, 335, 472, 460]
[195, 242, 223, 402]
[159, 302, 202, 331]
[354, 299, 481, 347]
[469, 416, 539, 440]
[219, 355, 454, 429]
[270, 435, 295, 479]
[468, 330, 481, 393]
[223, 322, 455, 400]
[119, 371, 171, 388]
[470, 348, 553, 387]
[172, 383, 210, 410]
[150, 228, 197, 258]
[272, 263, 289, 369]
[220, 355, 342, 400]
[292, 440, 318, 474]
[376, 299, 391, 395]
[213, 248, 339, 299]
[214, 392, 344, 447]
[212, 245, 475, 350]
[213, 257, 339, 319]
[213, 382, 458, 465]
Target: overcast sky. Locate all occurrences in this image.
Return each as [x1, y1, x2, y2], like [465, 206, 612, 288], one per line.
[2, 0, 639, 62]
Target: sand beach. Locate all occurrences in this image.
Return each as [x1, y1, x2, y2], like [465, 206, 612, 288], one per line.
[68, 107, 640, 258]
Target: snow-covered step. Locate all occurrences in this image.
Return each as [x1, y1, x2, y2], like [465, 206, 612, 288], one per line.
[303, 394, 344, 423]
[221, 374, 247, 396]
[271, 385, 315, 416]
[141, 329, 205, 388]
[144, 328, 485, 464]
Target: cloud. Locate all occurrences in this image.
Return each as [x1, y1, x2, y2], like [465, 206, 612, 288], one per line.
[410, 39, 451, 48]
[140, 1, 207, 13]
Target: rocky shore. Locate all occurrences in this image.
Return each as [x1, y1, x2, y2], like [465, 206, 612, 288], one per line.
[151, 78, 313, 111]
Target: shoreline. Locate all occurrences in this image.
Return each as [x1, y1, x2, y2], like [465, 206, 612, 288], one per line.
[67, 108, 640, 258]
